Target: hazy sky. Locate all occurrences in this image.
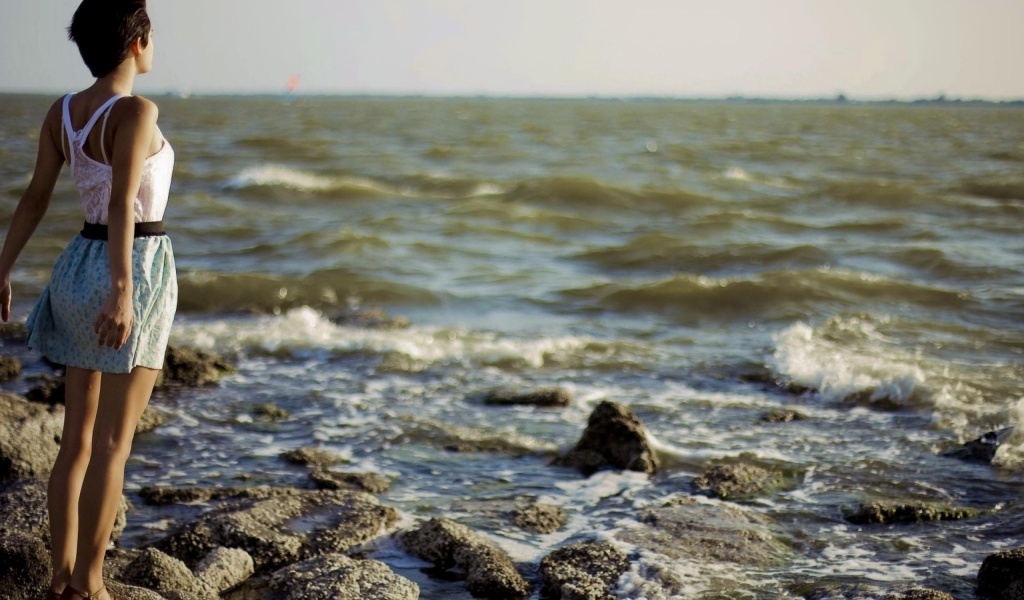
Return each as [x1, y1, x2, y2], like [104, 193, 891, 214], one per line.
[1, 0, 1022, 99]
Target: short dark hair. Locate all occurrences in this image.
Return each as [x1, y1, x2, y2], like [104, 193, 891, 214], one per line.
[67, 0, 151, 78]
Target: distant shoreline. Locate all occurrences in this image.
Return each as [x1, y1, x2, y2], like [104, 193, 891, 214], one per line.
[2, 91, 1022, 107]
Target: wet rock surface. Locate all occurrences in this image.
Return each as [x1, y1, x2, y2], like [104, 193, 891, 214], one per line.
[618, 496, 788, 567]
[194, 547, 255, 593]
[761, 407, 808, 423]
[280, 447, 349, 467]
[121, 547, 216, 598]
[159, 345, 235, 387]
[0, 477, 129, 542]
[139, 485, 302, 506]
[25, 376, 65, 405]
[401, 517, 531, 598]
[481, 387, 572, 407]
[941, 427, 1013, 464]
[693, 463, 782, 500]
[309, 469, 391, 494]
[252, 403, 289, 421]
[269, 554, 419, 600]
[512, 502, 567, 534]
[843, 502, 978, 525]
[154, 489, 399, 571]
[978, 546, 1024, 599]
[539, 540, 629, 600]
[0, 392, 63, 481]
[0, 354, 23, 382]
[0, 533, 49, 600]
[552, 400, 660, 476]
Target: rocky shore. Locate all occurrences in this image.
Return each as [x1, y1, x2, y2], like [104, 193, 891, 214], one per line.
[0, 339, 1022, 600]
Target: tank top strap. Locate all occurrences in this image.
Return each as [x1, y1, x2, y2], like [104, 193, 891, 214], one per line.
[61, 94, 75, 169]
[78, 95, 122, 144]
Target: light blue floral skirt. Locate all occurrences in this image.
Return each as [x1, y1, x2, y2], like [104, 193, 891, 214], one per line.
[26, 234, 177, 373]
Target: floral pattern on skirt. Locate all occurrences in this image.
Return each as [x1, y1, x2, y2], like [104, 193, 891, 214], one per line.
[26, 234, 177, 373]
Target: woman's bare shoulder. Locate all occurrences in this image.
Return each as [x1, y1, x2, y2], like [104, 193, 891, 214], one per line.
[114, 95, 160, 124]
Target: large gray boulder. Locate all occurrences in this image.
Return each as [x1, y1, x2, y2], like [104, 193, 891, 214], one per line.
[693, 463, 782, 501]
[978, 547, 1024, 599]
[0, 533, 49, 600]
[401, 517, 530, 598]
[539, 540, 629, 600]
[158, 345, 235, 387]
[120, 547, 217, 598]
[512, 503, 567, 534]
[0, 392, 63, 481]
[154, 489, 399, 571]
[269, 554, 418, 600]
[194, 547, 255, 593]
[0, 477, 130, 543]
[617, 496, 788, 567]
[552, 401, 659, 476]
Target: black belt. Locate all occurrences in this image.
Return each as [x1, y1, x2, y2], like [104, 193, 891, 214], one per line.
[81, 221, 166, 240]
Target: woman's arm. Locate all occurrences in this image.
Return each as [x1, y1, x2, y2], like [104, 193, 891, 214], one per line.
[0, 99, 66, 327]
[95, 95, 159, 349]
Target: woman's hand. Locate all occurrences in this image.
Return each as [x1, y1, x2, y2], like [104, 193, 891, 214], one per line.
[0, 277, 10, 331]
[95, 288, 133, 349]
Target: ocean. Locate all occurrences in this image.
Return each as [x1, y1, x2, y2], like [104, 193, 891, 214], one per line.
[1, 94, 1023, 597]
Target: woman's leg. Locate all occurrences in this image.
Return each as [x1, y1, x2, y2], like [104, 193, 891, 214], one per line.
[48, 367, 102, 594]
[67, 366, 160, 596]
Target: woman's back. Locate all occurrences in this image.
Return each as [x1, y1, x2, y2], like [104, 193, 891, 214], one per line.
[62, 92, 173, 225]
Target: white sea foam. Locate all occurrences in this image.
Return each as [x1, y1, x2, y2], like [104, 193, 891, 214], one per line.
[769, 321, 926, 406]
[993, 397, 1024, 467]
[170, 306, 619, 369]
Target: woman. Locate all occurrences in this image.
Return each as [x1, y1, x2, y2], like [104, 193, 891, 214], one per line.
[0, 1, 177, 599]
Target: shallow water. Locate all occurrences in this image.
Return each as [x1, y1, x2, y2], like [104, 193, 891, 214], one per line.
[2, 94, 1023, 597]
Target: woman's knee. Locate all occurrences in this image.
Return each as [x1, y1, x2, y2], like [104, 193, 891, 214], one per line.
[90, 430, 135, 463]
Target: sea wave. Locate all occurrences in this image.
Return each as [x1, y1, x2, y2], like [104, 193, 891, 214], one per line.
[170, 306, 651, 371]
[176, 268, 440, 314]
[560, 268, 969, 323]
[768, 320, 928, 409]
[224, 164, 508, 200]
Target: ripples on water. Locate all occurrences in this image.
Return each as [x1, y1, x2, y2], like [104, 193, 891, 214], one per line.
[2, 95, 1023, 597]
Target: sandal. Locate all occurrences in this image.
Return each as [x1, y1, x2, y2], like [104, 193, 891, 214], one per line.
[59, 585, 119, 600]
[45, 589, 63, 600]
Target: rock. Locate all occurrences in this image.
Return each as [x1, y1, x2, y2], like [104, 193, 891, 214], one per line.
[154, 490, 399, 571]
[0, 392, 63, 481]
[194, 547, 255, 593]
[309, 469, 391, 494]
[618, 496, 788, 567]
[391, 419, 547, 458]
[843, 502, 978, 525]
[552, 401, 659, 476]
[481, 388, 572, 408]
[885, 588, 955, 600]
[539, 540, 629, 600]
[941, 427, 1013, 464]
[0, 533, 50, 600]
[512, 503, 567, 534]
[136, 406, 166, 434]
[280, 447, 348, 467]
[401, 517, 531, 598]
[0, 478, 130, 543]
[0, 354, 22, 382]
[138, 485, 302, 506]
[693, 463, 782, 500]
[25, 376, 65, 405]
[220, 574, 273, 600]
[121, 547, 216, 598]
[105, 580, 167, 600]
[978, 546, 1024, 599]
[330, 307, 410, 330]
[159, 345, 235, 387]
[253, 403, 289, 421]
[269, 553, 418, 600]
[800, 583, 954, 600]
[761, 408, 807, 423]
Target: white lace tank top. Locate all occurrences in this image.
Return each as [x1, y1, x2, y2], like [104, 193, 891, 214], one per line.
[61, 94, 174, 224]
